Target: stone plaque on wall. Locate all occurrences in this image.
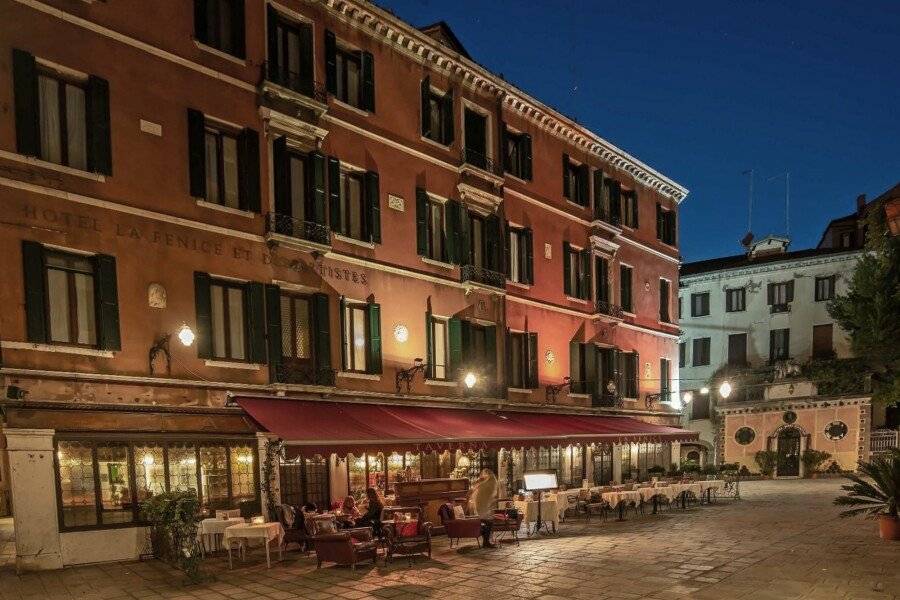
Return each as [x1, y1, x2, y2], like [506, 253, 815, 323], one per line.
[148, 283, 167, 309]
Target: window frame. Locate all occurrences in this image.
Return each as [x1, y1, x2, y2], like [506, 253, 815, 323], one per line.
[690, 292, 710, 317]
[659, 278, 671, 323]
[334, 45, 362, 108]
[423, 85, 452, 146]
[342, 301, 369, 373]
[337, 167, 366, 241]
[564, 157, 588, 206]
[424, 195, 447, 263]
[198, 0, 243, 57]
[36, 68, 88, 170]
[725, 287, 746, 312]
[204, 123, 241, 209]
[814, 275, 835, 302]
[209, 278, 248, 361]
[42, 249, 98, 348]
[429, 315, 450, 380]
[769, 328, 791, 363]
[692, 337, 711, 367]
[279, 292, 315, 367]
[504, 128, 529, 180]
[620, 264, 633, 312]
[53, 435, 259, 532]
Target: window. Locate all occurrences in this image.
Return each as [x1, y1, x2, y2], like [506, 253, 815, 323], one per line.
[621, 351, 639, 398]
[425, 197, 446, 261]
[690, 292, 710, 317]
[679, 342, 686, 368]
[420, 78, 453, 145]
[338, 169, 364, 240]
[325, 31, 374, 111]
[840, 232, 853, 248]
[463, 107, 489, 170]
[428, 315, 449, 380]
[659, 279, 671, 323]
[593, 172, 622, 225]
[812, 323, 834, 359]
[691, 395, 710, 421]
[194, 0, 245, 58]
[44, 251, 97, 346]
[506, 226, 533, 284]
[341, 300, 381, 374]
[815, 276, 835, 301]
[280, 294, 313, 364]
[824, 421, 848, 441]
[209, 280, 247, 360]
[659, 358, 671, 401]
[13, 50, 111, 175]
[656, 204, 677, 245]
[621, 190, 639, 228]
[726, 287, 746, 312]
[767, 280, 794, 312]
[692, 338, 711, 367]
[503, 127, 532, 180]
[507, 331, 538, 389]
[327, 159, 380, 243]
[280, 455, 330, 508]
[56, 438, 257, 530]
[728, 333, 747, 367]
[562, 154, 588, 206]
[266, 7, 313, 95]
[595, 256, 610, 308]
[188, 109, 260, 212]
[734, 427, 755, 445]
[620, 264, 633, 312]
[769, 328, 790, 362]
[271, 139, 328, 240]
[563, 243, 591, 300]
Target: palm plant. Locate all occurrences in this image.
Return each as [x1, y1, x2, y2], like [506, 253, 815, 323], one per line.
[833, 448, 899, 519]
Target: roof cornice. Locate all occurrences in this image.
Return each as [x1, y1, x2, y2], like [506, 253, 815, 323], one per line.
[320, 0, 689, 203]
[681, 249, 865, 284]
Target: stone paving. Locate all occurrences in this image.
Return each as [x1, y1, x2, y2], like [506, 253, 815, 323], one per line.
[0, 518, 14, 570]
[0, 479, 896, 600]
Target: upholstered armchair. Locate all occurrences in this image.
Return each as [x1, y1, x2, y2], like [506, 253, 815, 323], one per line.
[439, 503, 483, 548]
[381, 507, 432, 564]
[312, 526, 378, 570]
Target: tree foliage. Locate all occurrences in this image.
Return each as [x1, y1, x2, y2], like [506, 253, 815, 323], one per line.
[834, 448, 899, 518]
[827, 205, 900, 406]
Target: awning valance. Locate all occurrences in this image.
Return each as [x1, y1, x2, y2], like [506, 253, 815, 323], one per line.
[235, 396, 698, 456]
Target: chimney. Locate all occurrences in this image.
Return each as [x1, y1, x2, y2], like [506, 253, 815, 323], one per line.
[856, 194, 867, 215]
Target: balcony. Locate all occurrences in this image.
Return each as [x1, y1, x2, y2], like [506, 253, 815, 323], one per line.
[274, 363, 336, 387]
[592, 209, 622, 230]
[258, 63, 328, 119]
[265, 212, 331, 252]
[460, 264, 506, 292]
[593, 393, 623, 408]
[595, 300, 624, 320]
[459, 148, 504, 191]
[871, 429, 899, 455]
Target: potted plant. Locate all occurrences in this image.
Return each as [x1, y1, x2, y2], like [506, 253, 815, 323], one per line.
[801, 449, 832, 478]
[833, 449, 899, 540]
[754, 450, 777, 478]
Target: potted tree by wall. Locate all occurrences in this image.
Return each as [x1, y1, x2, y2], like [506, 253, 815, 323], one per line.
[833, 449, 899, 541]
[801, 449, 832, 478]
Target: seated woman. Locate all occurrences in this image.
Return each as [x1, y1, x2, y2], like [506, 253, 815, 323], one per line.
[468, 468, 498, 548]
[355, 487, 384, 536]
[337, 495, 361, 528]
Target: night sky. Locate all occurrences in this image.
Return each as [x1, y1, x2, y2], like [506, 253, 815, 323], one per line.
[379, 0, 900, 262]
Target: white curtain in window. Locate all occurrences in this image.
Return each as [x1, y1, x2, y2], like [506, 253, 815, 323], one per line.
[222, 136, 239, 209]
[346, 58, 359, 106]
[227, 287, 245, 359]
[47, 268, 71, 343]
[65, 84, 87, 171]
[345, 175, 363, 239]
[38, 75, 62, 164]
[210, 285, 226, 358]
[352, 307, 367, 371]
[509, 232, 520, 282]
[433, 319, 447, 379]
[74, 272, 96, 345]
[289, 156, 306, 222]
[429, 202, 443, 260]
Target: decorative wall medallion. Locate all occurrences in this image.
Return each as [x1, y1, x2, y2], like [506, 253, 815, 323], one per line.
[824, 421, 848, 440]
[393, 324, 409, 343]
[545, 349, 555, 365]
[387, 194, 405, 212]
[783, 410, 797, 424]
[735, 427, 756, 445]
[148, 283, 166, 309]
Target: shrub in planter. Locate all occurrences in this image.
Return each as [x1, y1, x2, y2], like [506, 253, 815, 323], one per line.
[801, 449, 832, 477]
[648, 465, 666, 476]
[680, 459, 700, 473]
[719, 463, 739, 473]
[141, 491, 205, 582]
[755, 450, 777, 477]
[834, 448, 900, 540]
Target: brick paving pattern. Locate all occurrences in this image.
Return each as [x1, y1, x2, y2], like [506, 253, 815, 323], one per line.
[0, 479, 896, 599]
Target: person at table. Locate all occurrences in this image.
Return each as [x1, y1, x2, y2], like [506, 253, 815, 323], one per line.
[468, 468, 498, 548]
[337, 495, 361, 527]
[355, 487, 384, 536]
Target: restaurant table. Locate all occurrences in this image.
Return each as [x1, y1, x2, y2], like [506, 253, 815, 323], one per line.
[197, 517, 245, 555]
[222, 522, 284, 568]
[215, 509, 241, 519]
[601, 490, 643, 521]
[552, 490, 585, 521]
[508, 499, 559, 534]
[698, 480, 725, 503]
[667, 483, 703, 509]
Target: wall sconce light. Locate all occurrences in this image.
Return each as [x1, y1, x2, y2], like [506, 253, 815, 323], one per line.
[700, 386, 710, 395]
[464, 372, 477, 389]
[396, 357, 427, 393]
[149, 324, 195, 375]
[545, 376, 572, 403]
[393, 324, 409, 343]
[719, 381, 733, 399]
[545, 349, 556, 365]
[682, 391, 693, 404]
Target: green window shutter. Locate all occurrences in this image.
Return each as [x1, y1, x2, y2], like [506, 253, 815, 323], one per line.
[85, 75, 112, 176]
[767, 284, 774, 305]
[245, 282, 267, 363]
[264, 284, 282, 382]
[562, 241, 572, 296]
[442, 89, 454, 145]
[338, 295, 346, 370]
[631, 191, 639, 228]
[670, 210, 677, 245]
[656, 203, 663, 239]
[297, 22, 314, 96]
[366, 302, 382, 374]
[562, 153, 570, 199]
[328, 156, 341, 231]
[187, 108, 206, 198]
[446, 199, 461, 264]
[425, 311, 434, 379]
[94, 254, 121, 351]
[609, 180, 621, 223]
[503, 220, 511, 277]
[238, 127, 260, 212]
[458, 206, 471, 266]
[578, 164, 590, 205]
[415, 187, 428, 256]
[231, 0, 246, 58]
[569, 340, 581, 391]
[593, 170, 605, 220]
[266, 6, 279, 83]
[448, 316, 462, 375]
[484, 325, 497, 389]
[272, 136, 290, 217]
[522, 133, 533, 180]
[22, 240, 47, 343]
[420, 77, 431, 138]
[193, 272, 212, 358]
[485, 214, 501, 272]
[583, 343, 598, 398]
[527, 332, 538, 389]
[361, 51, 375, 112]
[13, 49, 39, 157]
[194, 0, 208, 43]
[309, 151, 327, 225]
[313, 293, 331, 371]
[524, 228, 534, 284]
[595, 256, 609, 303]
[580, 249, 592, 301]
[324, 30, 337, 94]
[365, 171, 380, 243]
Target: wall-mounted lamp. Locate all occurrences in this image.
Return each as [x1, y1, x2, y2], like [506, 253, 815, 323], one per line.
[700, 386, 710, 395]
[719, 381, 733, 399]
[545, 376, 573, 403]
[463, 371, 478, 389]
[396, 357, 427, 393]
[149, 324, 195, 375]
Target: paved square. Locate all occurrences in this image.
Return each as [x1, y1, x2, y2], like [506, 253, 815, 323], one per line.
[0, 480, 896, 599]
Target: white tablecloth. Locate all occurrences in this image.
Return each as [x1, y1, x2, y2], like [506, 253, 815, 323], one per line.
[223, 522, 285, 568]
[216, 509, 242, 519]
[668, 483, 703, 499]
[601, 489, 642, 509]
[199, 517, 245, 536]
[512, 499, 559, 531]
[551, 490, 585, 520]
[699, 480, 725, 495]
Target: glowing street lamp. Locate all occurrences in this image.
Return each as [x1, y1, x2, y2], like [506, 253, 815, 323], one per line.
[719, 381, 733, 399]
[682, 391, 693, 404]
[177, 324, 195, 347]
[700, 386, 710, 395]
[464, 372, 477, 389]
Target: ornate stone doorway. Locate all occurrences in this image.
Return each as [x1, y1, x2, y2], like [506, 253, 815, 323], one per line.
[776, 428, 801, 477]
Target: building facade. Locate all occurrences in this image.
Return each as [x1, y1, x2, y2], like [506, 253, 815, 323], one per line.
[0, 0, 689, 570]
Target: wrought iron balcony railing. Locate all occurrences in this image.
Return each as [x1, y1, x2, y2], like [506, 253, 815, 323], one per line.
[274, 363, 336, 387]
[266, 213, 331, 247]
[595, 300, 624, 319]
[460, 264, 506, 289]
[593, 209, 622, 227]
[461, 148, 502, 176]
[262, 63, 328, 104]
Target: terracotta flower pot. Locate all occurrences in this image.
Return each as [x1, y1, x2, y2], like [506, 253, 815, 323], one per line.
[878, 515, 900, 541]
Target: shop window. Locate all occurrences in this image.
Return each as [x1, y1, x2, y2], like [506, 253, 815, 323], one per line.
[96, 445, 133, 525]
[280, 455, 329, 509]
[229, 445, 256, 505]
[56, 441, 97, 528]
[134, 444, 165, 504]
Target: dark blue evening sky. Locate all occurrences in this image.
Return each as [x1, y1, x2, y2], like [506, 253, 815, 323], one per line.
[380, 0, 900, 262]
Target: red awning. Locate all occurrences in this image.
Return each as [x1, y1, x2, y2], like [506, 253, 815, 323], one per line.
[235, 396, 698, 456]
